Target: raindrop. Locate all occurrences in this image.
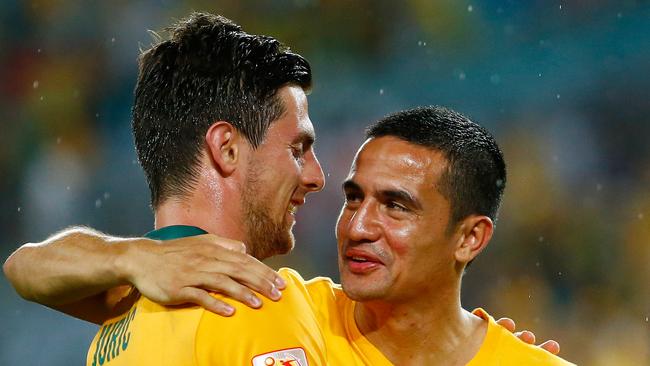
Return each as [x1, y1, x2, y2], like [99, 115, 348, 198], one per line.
[56, 137, 62, 144]
[559, 4, 562, 10]
[37, 48, 42, 53]
[638, 213, 645, 220]
[528, 294, 532, 299]
[379, 88, 384, 95]
[66, 186, 70, 191]
[645, 317, 649, 322]
[103, 192, 110, 200]
[40, 96, 44, 101]
[33, 80, 39, 89]
[617, 13, 622, 19]
[538, 73, 542, 77]
[558, 271, 562, 276]
[111, 37, 116, 43]
[467, 5, 473, 12]
[17, 207, 22, 212]
[596, 183, 602, 191]
[556, 94, 561, 99]
[535, 262, 540, 267]
[95, 199, 102, 208]
[459, 72, 466, 80]
[417, 41, 422, 46]
[538, 236, 545, 242]
[326, 172, 331, 178]
[95, 113, 100, 118]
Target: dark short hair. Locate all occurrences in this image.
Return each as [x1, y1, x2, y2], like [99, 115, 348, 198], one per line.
[366, 106, 506, 227]
[133, 12, 312, 207]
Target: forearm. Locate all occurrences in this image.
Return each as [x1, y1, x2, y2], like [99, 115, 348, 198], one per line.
[3, 227, 146, 306]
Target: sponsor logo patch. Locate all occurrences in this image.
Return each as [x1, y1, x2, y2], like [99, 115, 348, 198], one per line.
[251, 347, 308, 366]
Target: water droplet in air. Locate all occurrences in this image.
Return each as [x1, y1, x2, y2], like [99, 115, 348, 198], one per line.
[617, 13, 622, 19]
[111, 37, 116, 43]
[56, 137, 62, 144]
[17, 207, 22, 212]
[638, 213, 645, 220]
[33, 80, 39, 89]
[459, 72, 466, 80]
[538, 73, 542, 77]
[468, 5, 473, 12]
[66, 186, 70, 191]
[538, 236, 544, 242]
[556, 94, 561, 99]
[40, 96, 44, 101]
[37, 48, 42, 53]
[104, 192, 110, 200]
[95, 199, 102, 208]
[379, 89, 384, 95]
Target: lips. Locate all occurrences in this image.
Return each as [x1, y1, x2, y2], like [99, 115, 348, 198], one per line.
[344, 247, 384, 274]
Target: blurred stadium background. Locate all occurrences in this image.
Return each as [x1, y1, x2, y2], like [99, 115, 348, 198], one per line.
[1, 1, 649, 365]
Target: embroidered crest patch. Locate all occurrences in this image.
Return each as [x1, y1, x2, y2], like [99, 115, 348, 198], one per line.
[251, 347, 308, 366]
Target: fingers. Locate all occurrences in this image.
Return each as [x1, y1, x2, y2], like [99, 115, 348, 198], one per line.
[197, 272, 268, 309]
[539, 340, 560, 355]
[514, 330, 536, 345]
[177, 287, 235, 316]
[191, 254, 283, 302]
[191, 235, 287, 291]
[495, 317, 516, 333]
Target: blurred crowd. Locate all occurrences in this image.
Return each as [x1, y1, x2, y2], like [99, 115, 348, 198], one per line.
[1, 1, 648, 365]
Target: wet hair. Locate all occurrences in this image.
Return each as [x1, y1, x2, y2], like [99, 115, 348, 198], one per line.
[366, 106, 506, 227]
[132, 12, 312, 207]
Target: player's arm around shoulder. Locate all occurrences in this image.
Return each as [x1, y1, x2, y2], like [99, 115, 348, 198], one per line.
[193, 268, 328, 366]
[3, 226, 144, 324]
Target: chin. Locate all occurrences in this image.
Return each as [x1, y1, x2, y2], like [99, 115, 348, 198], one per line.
[340, 272, 386, 301]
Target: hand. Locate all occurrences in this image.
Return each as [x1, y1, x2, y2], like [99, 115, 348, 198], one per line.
[496, 317, 561, 355]
[121, 234, 286, 316]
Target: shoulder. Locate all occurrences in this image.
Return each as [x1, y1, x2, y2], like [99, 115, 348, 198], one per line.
[472, 308, 576, 366]
[194, 267, 327, 365]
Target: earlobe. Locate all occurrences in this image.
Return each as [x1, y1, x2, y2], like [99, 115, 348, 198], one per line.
[454, 216, 494, 264]
[205, 122, 239, 176]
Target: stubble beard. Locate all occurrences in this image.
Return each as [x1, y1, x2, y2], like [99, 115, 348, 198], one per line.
[241, 164, 295, 260]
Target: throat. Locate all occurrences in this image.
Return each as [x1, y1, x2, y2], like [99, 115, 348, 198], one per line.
[356, 304, 487, 366]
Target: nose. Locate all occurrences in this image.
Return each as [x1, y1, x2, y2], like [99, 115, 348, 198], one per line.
[301, 150, 325, 193]
[346, 200, 380, 243]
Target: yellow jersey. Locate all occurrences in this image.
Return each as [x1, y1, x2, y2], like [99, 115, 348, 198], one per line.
[85, 226, 573, 365]
[467, 308, 575, 365]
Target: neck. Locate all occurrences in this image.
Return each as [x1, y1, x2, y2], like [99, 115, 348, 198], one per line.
[355, 282, 486, 366]
[154, 169, 245, 242]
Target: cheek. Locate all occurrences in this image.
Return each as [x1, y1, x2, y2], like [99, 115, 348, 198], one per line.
[384, 222, 416, 256]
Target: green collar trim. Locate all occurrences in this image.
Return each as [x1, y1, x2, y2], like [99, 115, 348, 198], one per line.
[144, 225, 208, 241]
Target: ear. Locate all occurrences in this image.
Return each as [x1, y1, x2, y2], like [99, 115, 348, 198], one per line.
[205, 122, 241, 176]
[453, 215, 494, 264]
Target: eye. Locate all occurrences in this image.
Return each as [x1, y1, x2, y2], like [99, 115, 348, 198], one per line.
[290, 144, 304, 159]
[344, 191, 362, 204]
[386, 201, 408, 212]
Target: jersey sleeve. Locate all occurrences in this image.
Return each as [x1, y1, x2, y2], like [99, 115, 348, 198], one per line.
[194, 269, 328, 366]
